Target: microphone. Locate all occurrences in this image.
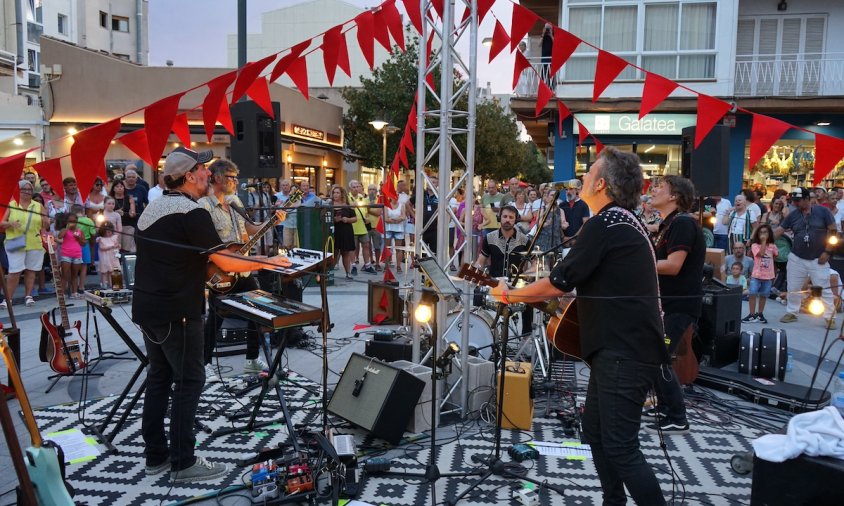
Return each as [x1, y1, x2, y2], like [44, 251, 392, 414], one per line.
[550, 179, 581, 190]
[240, 182, 261, 190]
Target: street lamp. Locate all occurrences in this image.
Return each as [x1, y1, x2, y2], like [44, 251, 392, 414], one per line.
[369, 119, 401, 181]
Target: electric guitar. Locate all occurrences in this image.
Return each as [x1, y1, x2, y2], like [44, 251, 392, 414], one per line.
[1, 332, 75, 505]
[40, 231, 86, 375]
[455, 263, 582, 360]
[206, 189, 301, 293]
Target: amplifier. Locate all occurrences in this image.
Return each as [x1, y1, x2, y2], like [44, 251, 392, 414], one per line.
[365, 337, 412, 362]
[213, 317, 250, 358]
[498, 361, 534, 430]
[752, 452, 844, 505]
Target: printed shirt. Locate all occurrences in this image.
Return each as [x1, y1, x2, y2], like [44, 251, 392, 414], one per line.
[750, 243, 779, 280]
[198, 195, 248, 244]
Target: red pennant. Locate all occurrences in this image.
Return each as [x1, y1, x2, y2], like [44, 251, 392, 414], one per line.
[431, 0, 444, 19]
[245, 78, 274, 118]
[576, 120, 589, 147]
[814, 133, 844, 186]
[373, 313, 388, 325]
[373, 7, 392, 52]
[70, 118, 121, 197]
[694, 94, 733, 148]
[382, 176, 398, 201]
[145, 92, 184, 166]
[382, 0, 405, 53]
[269, 41, 310, 83]
[593, 50, 628, 102]
[380, 242, 392, 262]
[353, 323, 373, 331]
[0, 153, 27, 207]
[748, 113, 792, 169]
[398, 143, 408, 168]
[322, 26, 350, 86]
[478, 0, 495, 24]
[355, 10, 376, 69]
[376, 215, 385, 234]
[231, 54, 276, 105]
[32, 158, 65, 200]
[425, 32, 435, 90]
[513, 51, 532, 90]
[407, 104, 418, 133]
[489, 20, 511, 63]
[557, 100, 571, 138]
[202, 71, 237, 141]
[401, 0, 423, 34]
[643, 179, 652, 194]
[640, 72, 678, 119]
[593, 135, 605, 154]
[535, 80, 553, 117]
[379, 289, 389, 310]
[172, 113, 191, 147]
[217, 97, 234, 135]
[401, 127, 415, 154]
[286, 55, 310, 99]
[510, 4, 540, 51]
[551, 28, 581, 77]
[118, 128, 153, 166]
[383, 266, 396, 282]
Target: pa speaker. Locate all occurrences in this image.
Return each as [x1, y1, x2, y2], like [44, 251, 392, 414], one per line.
[230, 100, 281, 178]
[328, 353, 425, 443]
[696, 280, 742, 367]
[681, 125, 730, 197]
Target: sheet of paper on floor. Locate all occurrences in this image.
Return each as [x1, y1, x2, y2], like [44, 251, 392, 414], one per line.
[46, 428, 101, 464]
[530, 441, 593, 459]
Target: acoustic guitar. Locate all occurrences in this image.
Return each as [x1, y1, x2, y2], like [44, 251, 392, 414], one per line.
[206, 189, 301, 293]
[40, 231, 86, 375]
[455, 264, 582, 360]
[1, 331, 75, 505]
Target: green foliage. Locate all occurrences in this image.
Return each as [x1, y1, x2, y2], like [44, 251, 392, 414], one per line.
[474, 100, 524, 182]
[519, 141, 553, 184]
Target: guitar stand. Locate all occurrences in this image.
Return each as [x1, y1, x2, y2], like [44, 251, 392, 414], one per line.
[44, 308, 104, 394]
[83, 300, 133, 369]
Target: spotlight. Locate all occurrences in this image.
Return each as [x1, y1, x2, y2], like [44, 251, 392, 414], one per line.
[808, 285, 825, 316]
[829, 235, 839, 247]
[709, 216, 717, 226]
[436, 342, 460, 369]
[414, 291, 437, 324]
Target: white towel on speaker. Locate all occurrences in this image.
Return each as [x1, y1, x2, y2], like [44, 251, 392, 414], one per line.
[753, 407, 844, 463]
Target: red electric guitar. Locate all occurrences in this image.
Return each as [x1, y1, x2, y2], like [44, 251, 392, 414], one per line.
[455, 264, 582, 360]
[40, 231, 86, 375]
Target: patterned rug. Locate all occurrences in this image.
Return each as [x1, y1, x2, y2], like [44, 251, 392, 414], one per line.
[31, 372, 759, 505]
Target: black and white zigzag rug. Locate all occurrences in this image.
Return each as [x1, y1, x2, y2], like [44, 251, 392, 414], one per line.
[32, 372, 757, 505]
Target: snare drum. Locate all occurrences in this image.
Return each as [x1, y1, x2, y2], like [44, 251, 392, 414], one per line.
[472, 286, 524, 312]
[444, 310, 495, 360]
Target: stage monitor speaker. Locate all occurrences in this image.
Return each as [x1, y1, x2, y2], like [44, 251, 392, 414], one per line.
[696, 281, 742, 367]
[368, 281, 402, 324]
[681, 125, 730, 197]
[328, 353, 425, 444]
[230, 100, 281, 178]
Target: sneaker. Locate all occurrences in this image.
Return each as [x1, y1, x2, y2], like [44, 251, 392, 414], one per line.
[170, 456, 228, 483]
[362, 265, 376, 274]
[0, 300, 6, 309]
[204, 363, 221, 384]
[244, 358, 268, 374]
[741, 314, 758, 323]
[374, 264, 383, 272]
[40, 286, 55, 295]
[642, 406, 666, 420]
[351, 265, 358, 276]
[826, 317, 837, 330]
[780, 312, 798, 323]
[30, 289, 39, 298]
[145, 459, 170, 476]
[345, 273, 353, 280]
[645, 419, 690, 435]
[757, 314, 768, 324]
[24, 296, 35, 307]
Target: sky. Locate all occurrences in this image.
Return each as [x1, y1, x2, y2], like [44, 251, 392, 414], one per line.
[147, 0, 516, 94]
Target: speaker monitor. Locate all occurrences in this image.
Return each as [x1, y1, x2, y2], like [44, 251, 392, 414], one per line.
[328, 353, 425, 444]
[696, 281, 742, 367]
[230, 100, 281, 178]
[681, 125, 730, 197]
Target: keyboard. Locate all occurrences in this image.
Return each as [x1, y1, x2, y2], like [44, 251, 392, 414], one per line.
[218, 290, 322, 329]
[272, 248, 333, 277]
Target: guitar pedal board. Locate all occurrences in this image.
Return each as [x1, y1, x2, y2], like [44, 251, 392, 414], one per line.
[83, 289, 133, 307]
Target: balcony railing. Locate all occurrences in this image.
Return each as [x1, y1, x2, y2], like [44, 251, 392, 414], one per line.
[735, 53, 844, 97]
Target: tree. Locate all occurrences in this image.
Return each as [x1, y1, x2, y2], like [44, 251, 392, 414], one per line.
[519, 141, 552, 184]
[474, 100, 524, 182]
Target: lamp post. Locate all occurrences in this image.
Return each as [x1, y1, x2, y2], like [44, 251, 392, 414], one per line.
[369, 119, 400, 182]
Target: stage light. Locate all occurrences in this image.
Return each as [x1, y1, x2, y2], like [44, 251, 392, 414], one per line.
[436, 342, 460, 369]
[414, 303, 433, 324]
[808, 285, 825, 316]
[829, 235, 839, 247]
[709, 216, 717, 225]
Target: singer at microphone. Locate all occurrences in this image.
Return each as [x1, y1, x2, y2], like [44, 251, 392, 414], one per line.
[240, 182, 261, 190]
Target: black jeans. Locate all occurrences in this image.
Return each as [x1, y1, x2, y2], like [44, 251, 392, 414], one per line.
[653, 313, 695, 424]
[141, 318, 205, 471]
[582, 350, 665, 505]
[204, 276, 261, 364]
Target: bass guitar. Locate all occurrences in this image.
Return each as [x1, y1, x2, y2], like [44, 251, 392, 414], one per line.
[40, 231, 86, 375]
[455, 263, 582, 360]
[1, 331, 75, 505]
[206, 189, 301, 293]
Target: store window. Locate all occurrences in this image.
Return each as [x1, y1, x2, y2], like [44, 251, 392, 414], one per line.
[745, 142, 822, 192]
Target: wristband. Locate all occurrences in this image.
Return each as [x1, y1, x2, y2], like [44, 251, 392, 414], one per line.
[502, 290, 511, 305]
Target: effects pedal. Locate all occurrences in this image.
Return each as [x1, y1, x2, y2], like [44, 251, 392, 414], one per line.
[508, 443, 539, 463]
[514, 488, 539, 506]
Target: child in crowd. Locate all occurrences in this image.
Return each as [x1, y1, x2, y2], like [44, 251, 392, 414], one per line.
[102, 197, 123, 238]
[97, 221, 121, 289]
[56, 213, 85, 298]
[726, 261, 748, 297]
[743, 224, 778, 324]
[73, 205, 97, 294]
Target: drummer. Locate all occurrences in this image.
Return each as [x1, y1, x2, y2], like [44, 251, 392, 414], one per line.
[473, 205, 532, 336]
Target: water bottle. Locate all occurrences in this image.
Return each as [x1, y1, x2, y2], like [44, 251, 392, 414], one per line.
[786, 352, 794, 373]
[832, 372, 844, 417]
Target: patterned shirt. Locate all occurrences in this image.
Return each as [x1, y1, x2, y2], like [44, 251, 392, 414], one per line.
[198, 194, 248, 244]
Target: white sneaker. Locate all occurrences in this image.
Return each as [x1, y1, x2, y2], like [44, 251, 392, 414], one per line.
[0, 300, 6, 309]
[204, 363, 221, 383]
[244, 358, 267, 374]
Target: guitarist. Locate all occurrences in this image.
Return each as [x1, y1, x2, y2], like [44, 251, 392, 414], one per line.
[645, 176, 705, 436]
[489, 148, 668, 505]
[199, 159, 278, 379]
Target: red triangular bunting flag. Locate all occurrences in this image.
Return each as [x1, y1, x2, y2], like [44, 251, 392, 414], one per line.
[593, 50, 628, 102]
[217, 97, 234, 135]
[383, 266, 396, 282]
[245, 78, 274, 118]
[355, 10, 376, 69]
[814, 133, 844, 186]
[425, 32, 435, 89]
[694, 94, 733, 148]
[576, 120, 589, 147]
[70, 118, 121, 197]
[286, 55, 310, 99]
[398, 143, 408, 168]
[513, 51, 532, 90]
[323, 25, 346, 86]
[382, 176, 397, 201]
[202, 71, 237, 141]
[407, 104, 418, 133]
[643, 179, 652, 194]
[536, 80, 553, 117]
[376, 215, 385, 234]
[380, 242, 392, 262]
[557, 100, 571, 138]
[32, 158, 64, 200]
[269, 41, 310, 83]
[118, 128, 153, 166]
[0, 153, 27, 207]
[402, 128, 414, 154]
[640, 72, 678, 119]
[551, 28, 580, 77]
[382, 0, 405, 52]
[478, 0, 495, 24]
[593, 135, 605, 154]
[145, 92, 184, 166]
[401, 0, 423, 34]
[172, 113, 191, 147]
[489, 20, 511, 63]
[373, 7, 392, 52]
[379, 289, 389, 310]
[510, 4, 540, 51]
[373, 313, 388, 325]
[431, 0, 444, 19]
[231, 54, 276, 104]
[748, 113, 792, 170]
[353, 323, 373, 331]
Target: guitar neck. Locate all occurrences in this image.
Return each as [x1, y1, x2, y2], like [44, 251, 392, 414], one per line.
[0, 334, 43, 447]
[46, 244, 71, 329]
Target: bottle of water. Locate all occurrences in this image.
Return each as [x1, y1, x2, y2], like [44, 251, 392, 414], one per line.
[786, 352, 794, 373]
[832, 372, 844, 417]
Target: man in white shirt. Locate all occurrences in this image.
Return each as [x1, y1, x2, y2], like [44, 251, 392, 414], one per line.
[707, 195, 732, 251]
[147, 172, 166, 203]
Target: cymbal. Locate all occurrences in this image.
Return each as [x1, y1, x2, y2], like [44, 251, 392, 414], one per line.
[516, 249, 547, 256]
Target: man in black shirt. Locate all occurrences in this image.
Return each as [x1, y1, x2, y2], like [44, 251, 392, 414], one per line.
[647, 175, 705, 435]
[133, 147, 288, 483]
[562, 179, 590, 242]
[491, 148, 667, 505]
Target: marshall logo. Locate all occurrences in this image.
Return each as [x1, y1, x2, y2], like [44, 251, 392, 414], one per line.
[364, 365, 381, 375]
[292, 125, 324, 141]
